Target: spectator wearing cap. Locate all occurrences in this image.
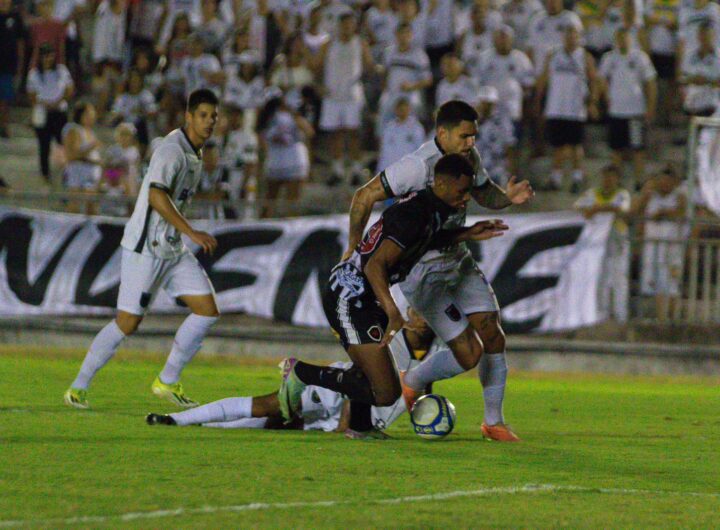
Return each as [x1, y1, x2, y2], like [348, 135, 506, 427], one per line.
[574, 164, 631, 322]
[313, 11, 376, 186]
[680, 21, 720, 117]
[0, 0, 26, 139]
[598, 27, 657, 188]
[501, 0, 543, 51]
[26, 43, 73, 182]
[476, 24, 533, 175]
[435, 53, 478, 107]
[91, 0, 127, 117]
[182, 33, 225, 99]
[457, 0, 502, 78]
[474, 86, 515, 186]
[376, 96, 426, 174]
[378, 22, 432, 135]
[535, 24, 599, 192]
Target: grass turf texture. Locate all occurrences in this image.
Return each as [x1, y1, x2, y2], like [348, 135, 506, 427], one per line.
[1, 347, 719, 529]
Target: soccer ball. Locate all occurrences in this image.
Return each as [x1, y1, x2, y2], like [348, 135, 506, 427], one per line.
[410, 394, 456, 440]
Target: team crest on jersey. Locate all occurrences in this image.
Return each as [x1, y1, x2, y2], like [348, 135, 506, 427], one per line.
[367, 325, 384, 342]
[445, 304, 462, 322]
[360, 219, 384, 254]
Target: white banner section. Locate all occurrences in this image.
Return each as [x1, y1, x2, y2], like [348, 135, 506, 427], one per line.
[0, 208, 612, 333]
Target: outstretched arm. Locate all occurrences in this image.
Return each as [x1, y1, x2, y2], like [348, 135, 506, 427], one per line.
[471, 177, 534, 210]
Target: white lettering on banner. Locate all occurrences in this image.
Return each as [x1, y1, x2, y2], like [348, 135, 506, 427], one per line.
[0, 208, 613, 332]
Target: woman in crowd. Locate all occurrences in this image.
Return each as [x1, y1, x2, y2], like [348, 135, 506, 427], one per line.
[62, 101, 103, 213]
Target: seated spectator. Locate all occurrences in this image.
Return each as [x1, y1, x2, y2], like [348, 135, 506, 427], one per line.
[222, 105, 259, 219]
[599, 27, 657, 189]
[62, 101, 102, 213]
[110, 69, 158, 150]
[28, 0, 66, 68]
[376, 97, 425, 174]
[633, 165, 687, 320]
[680, 22, 720, 118]
[678, 0, 720, 66]
[256, 95, 314, 218]
[435, 53, 478, 107]
[100, 122, 140, 215]
[26, 44, 73, 183]
[91, 0, 126, 117]
[475, 86, 515, 186]
[574, 164, 632, 322]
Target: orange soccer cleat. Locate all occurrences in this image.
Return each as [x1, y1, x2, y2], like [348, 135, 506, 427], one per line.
[481, 422, 521, 442]
[398, 370, 423, 412]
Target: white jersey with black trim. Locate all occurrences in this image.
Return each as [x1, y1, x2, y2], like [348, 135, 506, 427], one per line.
[380, 138, 489, 267]
[121, 128, 204, 260]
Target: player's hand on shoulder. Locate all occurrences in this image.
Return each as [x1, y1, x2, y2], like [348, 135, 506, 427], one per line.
[465, 219, 509, 241]
[190, 230, 218, 255]
[505, 176, 534, 205]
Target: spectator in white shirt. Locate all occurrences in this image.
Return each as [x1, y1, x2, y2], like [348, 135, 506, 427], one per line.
[526, 0, 584, 77]
[363, 0, 398, 62]
[678, 0, 720, 63]
[224, 51, 266, 118]
[501, 0, 544, 50]
[91, 0, 126, 117]
[269, 31, 315, 112]
[599, 27, 657, 188]
[303, 3, 331, 56]
[376, 96, 426, 173]
[680, 21, 720, 116]
[435, 53, 478, 106]
[396, 0, 427, 50]
[423, 0, 456, 81]
[110, 69, 158, 150]
[192, 0, 230, 54]
[475, 86, 515, 186]
[458, 0, 503, 78]
[182, 33, 225, 98]
[645, 0, 680, 125]
[222, 105, 259, 219]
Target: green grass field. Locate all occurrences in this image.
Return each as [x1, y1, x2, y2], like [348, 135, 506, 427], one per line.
[1, 346, 719, 529]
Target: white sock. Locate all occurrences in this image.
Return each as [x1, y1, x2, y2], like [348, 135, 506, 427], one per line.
[203, 417, 268, 429]
[572, 169, 584, 183]
[159, 314, 218, 384]
[404, 345, 465, 391]
[551, 169, 563, 185]
[170, 396, 252, 426]
[71, 320, 126, 390]
[479, 352, 508, 426]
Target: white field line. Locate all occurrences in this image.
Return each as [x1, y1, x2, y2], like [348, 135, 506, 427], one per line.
[1, 483, 718, 528]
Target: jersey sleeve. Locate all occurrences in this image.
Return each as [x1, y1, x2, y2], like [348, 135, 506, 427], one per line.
[380, 155, 427, 197]
[145, 143, 184, 192]
[382, 202, 426, 249]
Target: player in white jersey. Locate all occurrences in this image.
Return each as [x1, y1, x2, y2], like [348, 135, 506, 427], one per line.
[339, 100, 533, 441]
[64, 89, 221, 410]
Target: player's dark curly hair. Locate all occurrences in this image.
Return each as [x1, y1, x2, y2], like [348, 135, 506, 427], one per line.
[187, 88, 219, 113]
[435, 100, 478, 130]
[434, 153, 475, 180]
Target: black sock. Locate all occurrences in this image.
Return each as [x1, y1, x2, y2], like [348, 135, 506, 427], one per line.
[294, 361, 375, 404]
[349, 400, 373, 432]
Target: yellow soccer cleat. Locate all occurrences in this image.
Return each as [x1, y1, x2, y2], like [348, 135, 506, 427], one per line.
[151, 377, 198, 408]
[64, 387, 89, 409]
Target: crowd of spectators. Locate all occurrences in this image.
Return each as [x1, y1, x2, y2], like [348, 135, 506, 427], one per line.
[0, 0, 718, 218]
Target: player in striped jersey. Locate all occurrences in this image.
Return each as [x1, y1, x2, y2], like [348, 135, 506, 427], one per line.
[64, 89, 221, 410]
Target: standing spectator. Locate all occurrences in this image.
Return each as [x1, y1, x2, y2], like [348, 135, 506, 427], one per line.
[128, 0, 165, 51]
[0, 0, 26, 139]
[634, 166, 687, 320]
[477, 24, 534, 174]
[574, 164, 632, 322]
[396, 0, 427, 50]
[375, 97, 425, 173]
[110, 69, 158, 150]
[223, 51, 265, 124]
[157, 0, 197, 54]
[29, 0, 66, 67]
[26, 44, 73, 182]
[91, 0, 127, 116]
[501, 0, 544, 51]
[602, 0, 649, 53]
[435, 53, 477, 106]
[256, 95, 314, 217]
[303, 2, 331, 56]
[315, 12, 375, 186]
[599, 27, 657, 188]
[680, 22, 720, 117]
[378, 23, 432, 137]
[645, 0, 680, 125]
[363, 0, 398, 62]
[269, 31, 315, 112]
[536, 25, 599, 192]
[423, 0, 456, 82]
[475, 86, 515, 186]
[53, 0, 86, 82]
[161, 12, 193, 131]
[678, 0, 720, 63]
[62, 101, 103, 212]
[192, 0, 229, 54]
[222, 25, 253, 71]
[182, 33, 225, 99]
[222, 105, 258, 219]
[574, 0, 608, 59]
[527, 0, 584, 76]
[458, 0, 502, 79]
[196, 140, 227, 219]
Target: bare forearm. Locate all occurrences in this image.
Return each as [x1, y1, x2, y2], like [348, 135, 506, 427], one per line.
[472, 183, 512, 210]
[364, 260, 398, 317]
[149, 188, 195, 236]
[347, 193, 374, 251]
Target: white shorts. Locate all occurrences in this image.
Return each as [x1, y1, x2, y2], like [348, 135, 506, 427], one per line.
[319, 99, 363, 131]
[399, 255, 499, 343]
[117, 249, 215, 315]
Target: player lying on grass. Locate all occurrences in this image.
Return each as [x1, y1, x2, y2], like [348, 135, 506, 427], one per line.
[277, 154, 509, 439]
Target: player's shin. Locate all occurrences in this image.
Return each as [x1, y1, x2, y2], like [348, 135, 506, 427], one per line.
[479, 352, 508, 426]
[293, 361, 375, 404]
[403, 344, 466, 392]
[159, 314, 218, 384]
[71, 320, 126, 390]
[170, 397, 252, 426]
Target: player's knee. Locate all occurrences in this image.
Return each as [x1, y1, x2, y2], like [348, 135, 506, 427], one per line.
[449, 328, 484, 371]
[483, 316, 506, 353]
[115, 313, 142, 335]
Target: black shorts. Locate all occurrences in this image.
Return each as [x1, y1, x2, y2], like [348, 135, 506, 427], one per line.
[322, 264, 388, 351]
[651, 53, 676, 80]
[608, 117, 646, 151]
[546, 119, 585, 147]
